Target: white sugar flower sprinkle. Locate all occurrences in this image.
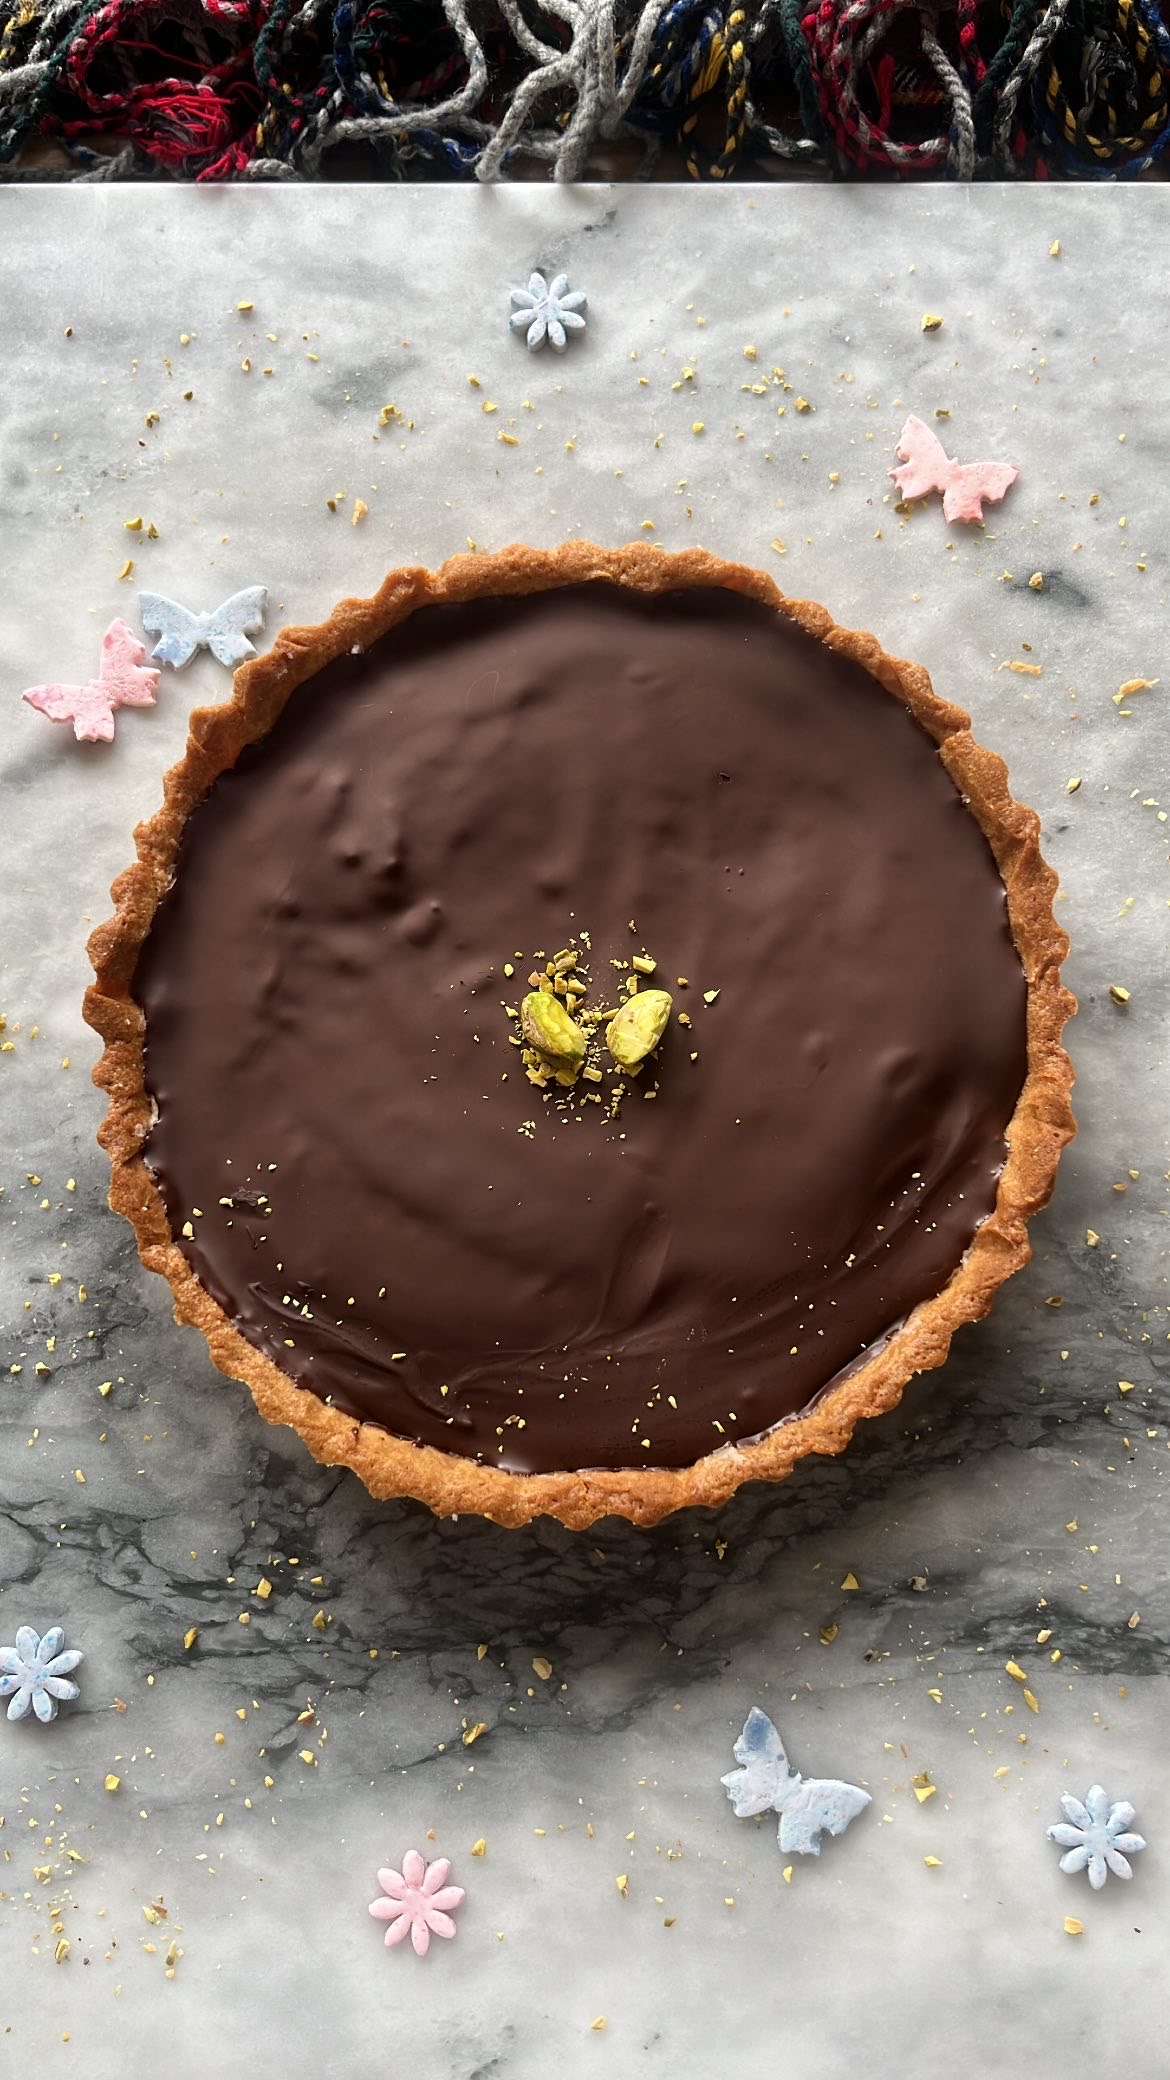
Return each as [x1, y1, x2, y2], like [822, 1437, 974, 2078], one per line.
[1, 1626, 84, 1724]
[509, 272, 587, 353]
[1048, 1785, 1146, 1889]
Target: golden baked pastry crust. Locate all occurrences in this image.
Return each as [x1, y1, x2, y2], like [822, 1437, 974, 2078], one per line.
[85, 543, 1076, 1528]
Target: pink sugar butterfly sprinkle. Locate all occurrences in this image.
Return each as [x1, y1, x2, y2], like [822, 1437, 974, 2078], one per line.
[369, 1850, 466, 1955]
[891, 415, 1019, 525]
[22, 618, 159, 743]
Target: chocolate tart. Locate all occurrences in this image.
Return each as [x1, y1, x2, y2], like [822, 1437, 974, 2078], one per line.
[85, 545, 1075, 1529]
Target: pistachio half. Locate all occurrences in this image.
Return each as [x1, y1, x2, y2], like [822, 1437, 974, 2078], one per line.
[520, 990, 587, 1075]
[605, 988, 673, 1071]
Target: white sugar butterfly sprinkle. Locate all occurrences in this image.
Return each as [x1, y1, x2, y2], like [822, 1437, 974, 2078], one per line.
[722, 1707, 871, 1857]
[139, 587, 268, 670]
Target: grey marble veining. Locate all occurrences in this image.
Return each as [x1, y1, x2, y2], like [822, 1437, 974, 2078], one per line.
[0, 186, 1167, 2080]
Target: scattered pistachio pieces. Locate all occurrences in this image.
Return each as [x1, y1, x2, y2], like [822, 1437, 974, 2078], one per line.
[1066, 777, 1082, 793]
[1028, 572, 1044, 590]
[912, 1774, 936, 1804]
[590, 2017, 606, 2032]
[104, 1774, 121, 1793]
[615, 1873, 629, 1897]
[921, 313, 944, 332]
[117, 559, 134, 581]
[1049, 241, 1061, 258]
[1115, 677, 1155, 700]
[1064, 1916, 1083, 1936]
[471, 1838, 487, 1856]
[183, 1627, 198, 1651]
[462, 1720, 488, 1746]
[924, 1855, 943, 1868]
[123, 516, 143, 531]
[351, 498, 368, 526]
[1108, 984, 1131, 1005]
[840, 1571, 860, 1591]
[531, 1656, 553, 1681]
[1005, 1660, 1028, 1682]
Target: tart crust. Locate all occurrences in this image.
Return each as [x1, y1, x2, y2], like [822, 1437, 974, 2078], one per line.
[85, 544, 1076, 1529]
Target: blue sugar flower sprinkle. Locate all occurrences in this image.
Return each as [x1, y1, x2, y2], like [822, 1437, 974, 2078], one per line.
[1048, 1785, 1146, 1889]
[509, 272, 587, 353]
[0, 1627, 84, 1725]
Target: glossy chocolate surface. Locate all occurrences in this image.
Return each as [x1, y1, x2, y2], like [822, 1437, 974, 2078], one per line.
[136, 584, 1027, 1473]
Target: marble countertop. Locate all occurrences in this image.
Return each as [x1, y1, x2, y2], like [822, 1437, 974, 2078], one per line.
[0, 185, 1166, 2079]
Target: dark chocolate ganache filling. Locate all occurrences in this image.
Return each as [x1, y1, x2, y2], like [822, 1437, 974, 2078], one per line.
[136, 583, 1027, 1475]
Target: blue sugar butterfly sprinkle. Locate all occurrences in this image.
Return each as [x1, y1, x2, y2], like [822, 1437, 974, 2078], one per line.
[1048, 1786, 1146, 1889]
[139, 587, 268, 669]
[722, 1707, 871, 1857]
[1, 1626, 84, 1725]
[508, 272, 587, 353]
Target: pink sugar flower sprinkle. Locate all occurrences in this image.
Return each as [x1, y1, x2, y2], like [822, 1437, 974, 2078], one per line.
[369, 1850, 466, 1955]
